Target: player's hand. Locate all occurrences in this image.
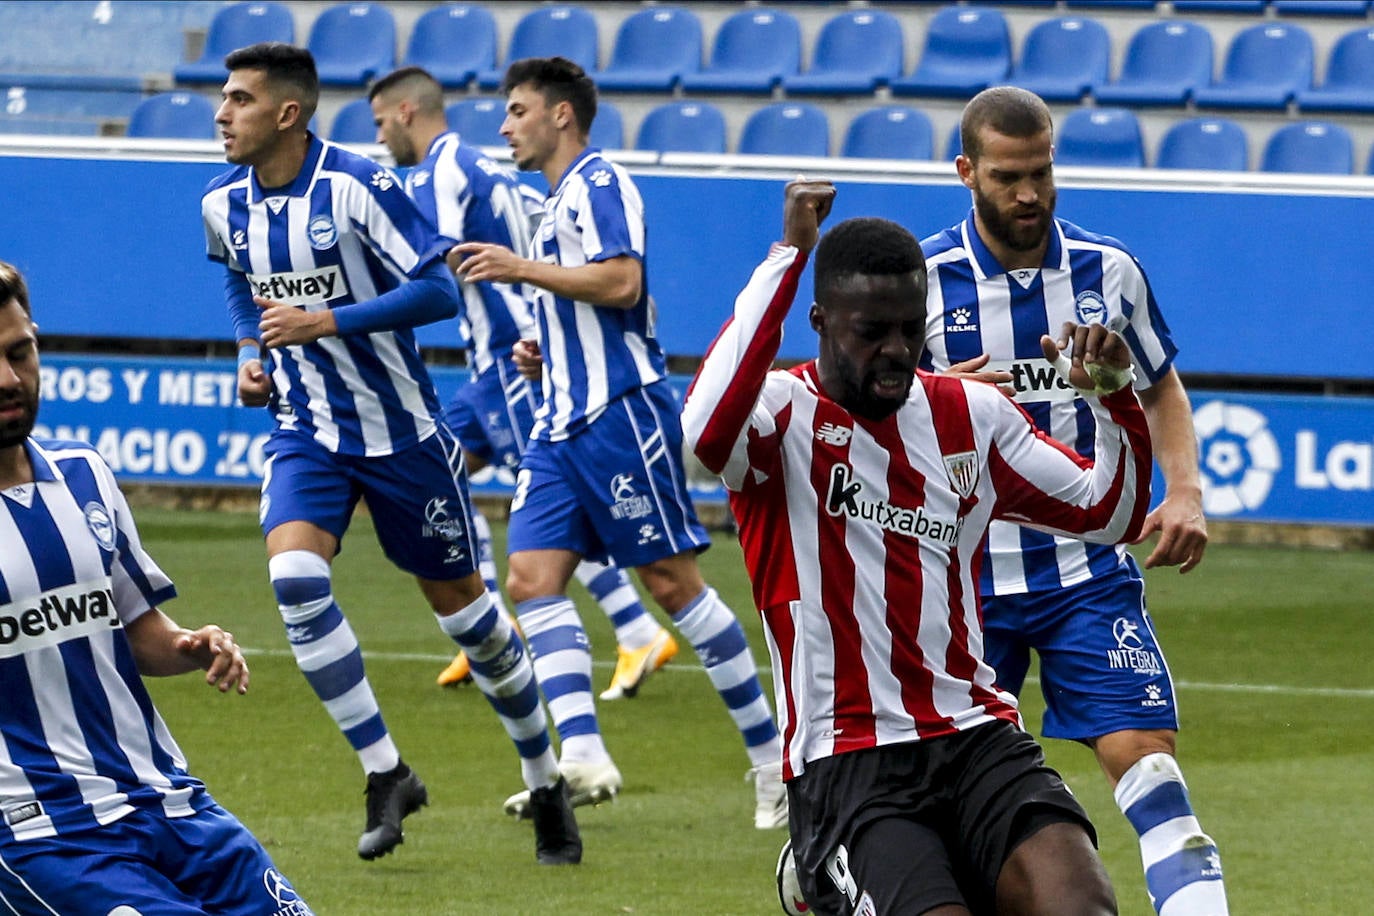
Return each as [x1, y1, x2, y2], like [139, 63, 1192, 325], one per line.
[1041, 323, 1133, 394]
[1135, 488, 1208, 573]
[237, 358, 273, 407]
[782, 178, 835, 252]
[512, 338, 543, 381]
[944, 353, 1015, 399]
[451, 242, 526, 285]
[256, 296, 336, 348]
[175, 626, 249, 695]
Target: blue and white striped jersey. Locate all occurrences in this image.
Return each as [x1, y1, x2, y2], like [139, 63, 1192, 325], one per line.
[406, 131, 539, 375]
[0, 438, 203, 845]
[920, 213, 1177, 596]
[529, 148, 666, 442]
[202, 135, 451, 457]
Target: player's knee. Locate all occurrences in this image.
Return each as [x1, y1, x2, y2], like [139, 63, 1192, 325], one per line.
[636, 555, 705, 614]
[268, 550, 332, 617]
[1094, 729, 1178, 784]
[998, 822, 1116, 916]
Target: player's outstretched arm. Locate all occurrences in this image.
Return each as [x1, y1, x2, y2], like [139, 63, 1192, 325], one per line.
[125, 609, 250, 694]
[1135, 368, 1208, 573]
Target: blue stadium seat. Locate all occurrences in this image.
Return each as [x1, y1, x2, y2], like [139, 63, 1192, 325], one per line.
[635, 101, 726, 153]
[1064, 0, 1157, 7]
[1296, 27, 1374, 113]
[329, 97, 377, 144]
[782, 10, 903, 95]
[738, 103, 830, 157]
[596, 7, 702, 92]
[1008, 16, 1111, 103]
[126, 91, 217, 139]
[308, 3, 396, 87]
[842, 105, 934, 160]
[1093, 21, 1214, 106]
[401, 4, 496, 90]
[1155, 117, 1249, 171]
[891, 6, 1011, 99]
[1260, 120, 1354, 174]
[0, 85, 143, 135]
[591, 100, 624, 150]
[679, 8, 801, 94]
[175, 2, 295, 85]
[1173, 0, 1267, 10]
[1193, 23, 1314, 110]
[445, 98, 506, 147]
[1274, 0, 1372, 13]
[1054, 108, 1144, 168]
[477, 6, 598, 90]
[946, 122, 963, 161]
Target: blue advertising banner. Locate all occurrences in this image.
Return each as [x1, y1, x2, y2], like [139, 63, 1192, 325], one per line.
[32, 355, 1374, 527]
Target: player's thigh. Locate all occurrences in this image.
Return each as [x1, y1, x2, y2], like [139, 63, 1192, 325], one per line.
[506, 437, 604, 562]
[168, 803, 314, 916]
[259, 431, 357, 543]
[995, 821, 1115, 916]
[1032, 570, 1179, 742]
[357, 428, 481, 581]
[561, 384, 712, 568]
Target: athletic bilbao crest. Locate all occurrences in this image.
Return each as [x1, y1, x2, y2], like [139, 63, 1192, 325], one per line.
[943, 450, 979, 499]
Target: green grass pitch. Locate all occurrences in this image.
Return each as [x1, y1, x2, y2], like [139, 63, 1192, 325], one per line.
[136, 506, 1374, 915]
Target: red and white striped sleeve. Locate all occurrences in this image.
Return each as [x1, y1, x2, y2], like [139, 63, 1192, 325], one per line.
[682, 243, 809, 489]
[984, 383, 1153, 544]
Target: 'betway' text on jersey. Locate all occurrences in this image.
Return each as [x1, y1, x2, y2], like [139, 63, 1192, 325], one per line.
[920, 214, 1176, 596]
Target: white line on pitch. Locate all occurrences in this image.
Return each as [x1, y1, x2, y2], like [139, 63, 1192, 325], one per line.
[240, 646, 1374, 699]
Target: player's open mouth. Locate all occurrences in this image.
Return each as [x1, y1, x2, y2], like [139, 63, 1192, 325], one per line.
[872, 373, 910, 397]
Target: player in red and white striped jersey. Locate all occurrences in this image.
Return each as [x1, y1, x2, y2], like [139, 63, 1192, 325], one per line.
[684, 181, 1151, 915]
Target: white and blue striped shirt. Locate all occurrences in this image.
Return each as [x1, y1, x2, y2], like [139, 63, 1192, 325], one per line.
[0, 438, 201, 845]
[920, 214, 1177, 596]
[202, 135, 451, 457]
[406, 131, 540, 375]
[529, 148, 666, 441]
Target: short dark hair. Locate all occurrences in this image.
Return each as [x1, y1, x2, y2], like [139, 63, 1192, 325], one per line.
[369, 66, 444, 117]
[501, 56, 597, 134]
[224, 42, 320, 124]
[959, 86, 1053, 162]
[814, 218, 925, 300]
[0, 260, 30, 317]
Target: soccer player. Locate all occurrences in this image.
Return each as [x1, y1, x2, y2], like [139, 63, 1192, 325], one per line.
[366, 66, 679, 699]
[919, 86, 1226, 915]
[0, 259, 315, 915]
[683, 178, 1150, 914]
[451, 56, 787, 828]
[200, 42, 579, 865]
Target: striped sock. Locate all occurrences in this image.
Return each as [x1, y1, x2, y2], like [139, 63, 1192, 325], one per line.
[1115, 752, 1229, 915]
[437, 593, 558, 791]
[574, 559, 660, 650]
[269, 550, 397, 775]
[671, 587, 781, 768]
[517, 596, 609, 764]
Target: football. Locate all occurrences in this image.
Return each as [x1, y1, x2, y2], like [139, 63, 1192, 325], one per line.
[776, 839, 811, 915]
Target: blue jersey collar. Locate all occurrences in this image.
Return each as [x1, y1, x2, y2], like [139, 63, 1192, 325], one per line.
[249, 133, 325, 203]
[551, 147, 602, 196]
[960, 209, 1066, 280]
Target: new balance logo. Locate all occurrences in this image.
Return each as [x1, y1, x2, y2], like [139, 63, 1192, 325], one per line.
[246, 267, 344, 307]
[816, 423, 852, 446]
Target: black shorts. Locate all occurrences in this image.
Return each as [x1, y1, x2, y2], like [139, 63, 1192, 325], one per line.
[787, 720, 1096, 916]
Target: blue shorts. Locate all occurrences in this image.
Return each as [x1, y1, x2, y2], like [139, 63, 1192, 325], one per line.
[0, 802, 312, 915]
[981, 558, 1179, 742]
[444, 356, 537, 472]
[507, 381, 710, 568]
[260, 426, 480, 581]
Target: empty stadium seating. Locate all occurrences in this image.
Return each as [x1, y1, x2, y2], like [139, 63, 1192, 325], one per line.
[477, 6, 598, 90]
[842, 105, 935, 160]
[1192, 22, 1314, 110]
[126, 90, 217, 139]
[1092, 20, 1214, 106]
[308, 3, 396, 87]
[1054, 107, 1145, 168]
[596, 6, 702, 92]
[1296, 26, 1374, 113]
[1008, 16, 1111, 103]
[679, 8, 801, 94]
[446, 97, 506, 147]
[1261, 120, 1355, 173]
[329, 96, 377, 144]
[891, 6, 1011, 99]
[636, 100, 726, 154]
[738, 102, 829, 157]
[401, 4, 497, 90]
[175, 1, 295, 85]
[782, 10, 904, 96]
[591, 99, 624, 150]
[1156, 116, 1250, 170]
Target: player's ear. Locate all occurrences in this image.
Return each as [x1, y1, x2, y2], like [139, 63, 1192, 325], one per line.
[809, 302, 826, 335]
[278, 99, 301, 132]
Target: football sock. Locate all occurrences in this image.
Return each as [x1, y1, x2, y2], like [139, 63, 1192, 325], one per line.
[471, 508, 514, 621]
[574, 559, 660, 650]
[671, 587, 782, 768]
[437, 593, 558, 790]
[1115, 752, 1229, 916]
[269, 549, 398, 775]
[517, 596, 610, 765]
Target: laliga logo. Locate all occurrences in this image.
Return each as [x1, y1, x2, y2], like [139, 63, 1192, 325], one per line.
[1193, 400, 1280, 516]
